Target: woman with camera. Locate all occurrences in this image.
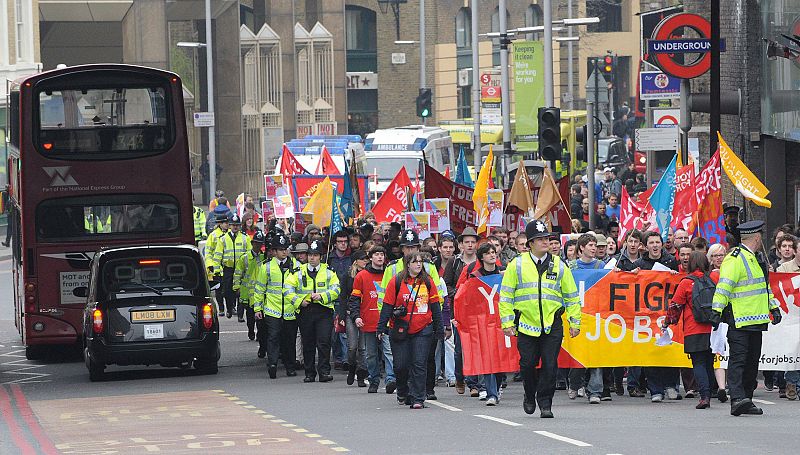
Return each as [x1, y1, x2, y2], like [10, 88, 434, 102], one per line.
[378, 252, 444, 409]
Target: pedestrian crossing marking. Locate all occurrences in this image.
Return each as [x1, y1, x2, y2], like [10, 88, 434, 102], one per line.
[331, 448, 350, 452]
[305, 433, 322, 438]
[293, 428, 309, 433]
[271, 419, 287, 423]
[234, 401, 247, 405]
[243, 405, 256, 409]
[319, 440, 336, 445]
[282, 423, 297, 428]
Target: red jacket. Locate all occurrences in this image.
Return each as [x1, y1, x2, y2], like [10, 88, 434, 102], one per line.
[383, 276, 441, 335]
[667, 270, 718, 336]
[350, 268, 384, 333]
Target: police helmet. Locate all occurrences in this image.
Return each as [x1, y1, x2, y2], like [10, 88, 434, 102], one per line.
[229, 214, 242, 225]
[400, 229, 421, 247]
[525, 220, 550, 241]
[252, 231, 266, 244]
[271, 233, 290, 250]
[308, 240, 325, 255]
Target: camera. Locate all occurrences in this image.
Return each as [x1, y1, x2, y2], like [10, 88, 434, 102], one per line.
[393, 305, 408, 318]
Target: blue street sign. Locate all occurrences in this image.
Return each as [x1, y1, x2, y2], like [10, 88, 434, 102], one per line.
[647, 38, 726, 54]
[639, 71, 681, 100]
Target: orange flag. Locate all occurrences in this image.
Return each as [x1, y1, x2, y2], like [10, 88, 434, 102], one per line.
[533, 167, 562, 220]
[315, 146, 341, 175]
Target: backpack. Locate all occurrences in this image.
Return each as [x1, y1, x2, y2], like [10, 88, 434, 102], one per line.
[685, 274, 716, 324]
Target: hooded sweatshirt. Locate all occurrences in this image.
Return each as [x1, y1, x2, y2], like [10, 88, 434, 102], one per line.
[347, 264, 386, 333]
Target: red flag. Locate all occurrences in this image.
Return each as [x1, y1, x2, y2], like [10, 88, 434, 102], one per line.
[371, 168, 412, 223]
[695, 150, 727, 246]
[672, 164, 697, 233]
[454, 274, 519, 376]
[315, 146, 341, 175]
[280, 144, 309, 181]
[443, 166, 451, 180]
[618, 186, 657, 243]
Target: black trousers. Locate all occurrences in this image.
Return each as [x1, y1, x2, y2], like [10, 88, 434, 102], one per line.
[426, 335, 438, 394]
[263, 316, 298, 371]
[391, 325, 433, 405]
[221, 267, 236, 315]
[280, 318, 298, 371]
[727, 328, 762, 401]
[245, 306, 255, 338]
[518, 321, 563, 410]
[298, 305, 334, 378]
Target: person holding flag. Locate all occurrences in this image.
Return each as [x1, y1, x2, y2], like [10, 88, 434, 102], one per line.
[499, 220, 581, 418]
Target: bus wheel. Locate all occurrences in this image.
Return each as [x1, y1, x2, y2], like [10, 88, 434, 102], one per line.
[25, 345, 44, 361]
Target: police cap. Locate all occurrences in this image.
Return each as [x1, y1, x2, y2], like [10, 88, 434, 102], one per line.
[738, 220, 765, 235]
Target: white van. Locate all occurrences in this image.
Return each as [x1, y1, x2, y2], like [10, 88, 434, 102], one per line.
[364, 126, 455, 201]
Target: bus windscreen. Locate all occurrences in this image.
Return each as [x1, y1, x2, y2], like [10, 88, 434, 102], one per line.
[37, 87, 172, 155]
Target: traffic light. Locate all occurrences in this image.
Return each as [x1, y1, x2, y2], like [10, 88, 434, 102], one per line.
[575, 124, 587, 161]
[538, 107, 561, 161]
[416, 88, 432, 118]
[602, 53, 615, 82]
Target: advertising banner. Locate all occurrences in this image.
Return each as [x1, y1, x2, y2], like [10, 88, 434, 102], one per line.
[513, 41, 545, 152]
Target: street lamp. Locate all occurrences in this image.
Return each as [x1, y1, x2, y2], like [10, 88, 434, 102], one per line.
[176, 0, 216, 200]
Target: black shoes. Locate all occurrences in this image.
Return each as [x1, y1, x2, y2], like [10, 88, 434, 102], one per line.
[257, 348, 266, 359]
[717, 389, 728, 403]
[386, 381, 397, 394]
[368, 383, 379, 393]
[347, 365, 356, 385]
[540, 408, 554, 418]
[523, 395, 536, 415]
[303, 376, 316, 383]
[730, 398, 753, 416]
[268, 365, 277, 379]
[426, 393, 437, 401]
[238, 317, 245, 323]
[248, 332, 255, 341]
[319, 374, 333, 383]
[226, 312, 233, 319]
[286, 370, 297, 377]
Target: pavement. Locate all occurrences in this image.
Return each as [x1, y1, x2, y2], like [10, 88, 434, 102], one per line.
[0, 258, 799, 454]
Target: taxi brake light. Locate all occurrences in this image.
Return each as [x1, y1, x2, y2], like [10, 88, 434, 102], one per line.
[139, 259, 161, 265]
[43, 143, 54, 150]
[202, 303, 213, 330]
[92, 309, 104, 334]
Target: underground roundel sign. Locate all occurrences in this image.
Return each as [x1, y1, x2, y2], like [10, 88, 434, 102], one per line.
[650, 13, 712, 79]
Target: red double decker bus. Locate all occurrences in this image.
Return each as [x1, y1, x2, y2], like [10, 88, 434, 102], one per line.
[6, 64, 194, 359]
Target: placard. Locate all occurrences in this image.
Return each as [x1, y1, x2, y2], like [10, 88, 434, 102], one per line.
[295, 212, 314, 234]
[264, 174, 284, 200]
[261, 200, 274, 219]
[424, 198, 450, 233]
[404, 212, 431, 240]
[273, 194, 295, 219]
[487, 189, 505, 227]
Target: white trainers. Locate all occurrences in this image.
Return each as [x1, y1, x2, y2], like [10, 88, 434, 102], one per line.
[479, 391, 488, 401]
[665, 388, 679, 400]
[589, 396, 601, 404]
[568, 389, 578, 399]
[577, 387, 586, 398]
[651, 394, 664, 403]
[486, 397, 498, 406]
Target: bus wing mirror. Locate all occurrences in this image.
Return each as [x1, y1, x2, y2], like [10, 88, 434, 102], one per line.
[73, 286, 89, 298]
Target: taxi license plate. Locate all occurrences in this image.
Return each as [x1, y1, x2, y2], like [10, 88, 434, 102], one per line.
[131, 309, 175, 323]
[144, 324, 164, 339]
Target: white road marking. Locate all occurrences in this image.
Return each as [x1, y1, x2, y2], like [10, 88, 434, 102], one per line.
[0, 349, 52, 384]
[219, 330, 250, 334]
[473, 414, 522, 426]
[534, 431, 592, 447]
[752, 399, 775, 405]
[426, 400, 462, 412]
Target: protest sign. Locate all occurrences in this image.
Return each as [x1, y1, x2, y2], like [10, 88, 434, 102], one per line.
[487, 189, 505, 227]
[264, 174, 283, 200]
[424, 198, 451, 233]
[404, 212, 431, 239]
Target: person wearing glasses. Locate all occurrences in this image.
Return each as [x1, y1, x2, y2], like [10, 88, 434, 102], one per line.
[377, 252, 444, 409]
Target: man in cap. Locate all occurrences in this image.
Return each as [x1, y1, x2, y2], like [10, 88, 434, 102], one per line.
[594, 232, 609, 263]
[221, 215, 251, 320]
[234, 231, 267, 341]
[205, 213, 230, 312]
[724, 205, 741, 246]
[499, 220, 581, 418]
[285, 240, 340, 382]
[712, 220, 783, 416]
[254, 233, 301, 378]
[379, 229, 448, 399]
[292, 243, 309, 264]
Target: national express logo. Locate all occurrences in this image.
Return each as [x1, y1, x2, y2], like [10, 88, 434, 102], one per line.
[43, 166, 78, 186]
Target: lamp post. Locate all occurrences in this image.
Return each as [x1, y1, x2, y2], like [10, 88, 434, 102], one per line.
[471, 0, 481, 172]
[177, 0, 216, 199]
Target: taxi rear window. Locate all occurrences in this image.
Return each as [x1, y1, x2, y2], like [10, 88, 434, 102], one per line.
[100, 255, 201, 300]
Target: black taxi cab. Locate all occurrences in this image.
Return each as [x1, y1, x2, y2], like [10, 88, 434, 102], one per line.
[78, 244, 220, 381]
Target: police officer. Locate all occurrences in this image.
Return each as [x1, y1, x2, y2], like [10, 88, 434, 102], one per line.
[499, 220, 581, 418]
[193, 205, 207, 243]
[379, 229, 448, 400]
[205, 213, 229, 312]
[712, 220, 782, 416]
[285, 240, 340, 382]
[234, 231, 266, 342]
[221, 215, 251, 319]
[253, 233, 301, 378]
[724, 205, 741, 246]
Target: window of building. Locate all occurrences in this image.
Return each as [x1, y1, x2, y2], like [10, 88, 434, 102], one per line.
[587, 0, 623, 33]
[457, 86, 472, 119]
[345, 6, 377, 72]
[15, 0, 28, 62]
[295, 23, 336, 134]
[456, 8, 471, 49]
[525, 4, 543, 41]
